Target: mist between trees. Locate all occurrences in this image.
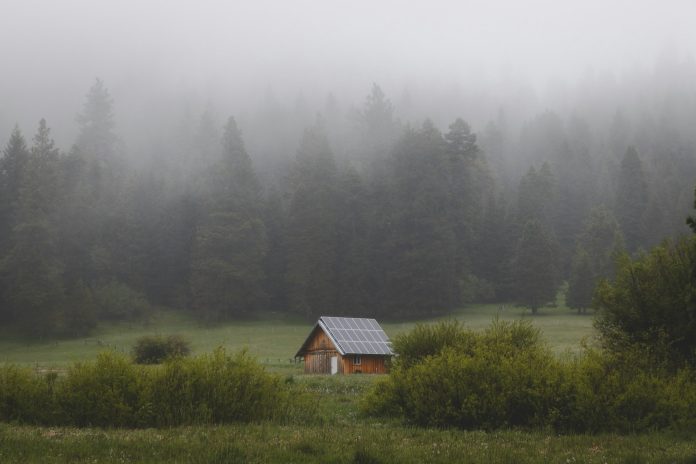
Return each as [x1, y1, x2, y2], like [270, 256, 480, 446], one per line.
[1, 70, 695, 337]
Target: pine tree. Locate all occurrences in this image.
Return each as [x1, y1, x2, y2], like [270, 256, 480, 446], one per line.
[517, 163, 556, 228]
[285, 124, 340, 318]
[190, 117, 267, 320]
[512, 220, 559, 314]
[0, 120, 64, 335]
[378, 121, 458, 316]
[0, 127, 30, 254]
[0, 126, 30, 216]
[444, 117, 486, 297]
[566, 206, 624, 313]
[354, 83, 400, 165]
[335, 164, 371, 314]
[0, 127, 30, 323]
[75, 78, 117, 163]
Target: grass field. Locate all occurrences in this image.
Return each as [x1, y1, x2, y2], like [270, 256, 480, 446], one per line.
[0, 301, 594, 370]
[3, 423, 696, 464]
[2, 303, 695, 463]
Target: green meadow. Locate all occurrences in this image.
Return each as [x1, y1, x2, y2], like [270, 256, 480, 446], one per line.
[5, 303, 690, 464]
[0, 302, 594, 371]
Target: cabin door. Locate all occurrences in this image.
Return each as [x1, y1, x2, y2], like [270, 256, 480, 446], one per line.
[330, 356, 338, 375]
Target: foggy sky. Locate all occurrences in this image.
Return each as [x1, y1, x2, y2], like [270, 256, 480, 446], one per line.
[1, 0, 695, 149]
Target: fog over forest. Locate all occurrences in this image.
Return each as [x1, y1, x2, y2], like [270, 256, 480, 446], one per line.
[1, 0, 696, 334]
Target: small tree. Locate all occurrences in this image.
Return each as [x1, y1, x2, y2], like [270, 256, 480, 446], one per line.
[594, 238, 696, 368]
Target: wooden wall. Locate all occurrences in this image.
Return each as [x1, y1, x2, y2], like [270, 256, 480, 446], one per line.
[341, 355, 387, 374]
[305, 327, 334, 351]
[304, 350, 340, 374]
[303, 326, 340, 374]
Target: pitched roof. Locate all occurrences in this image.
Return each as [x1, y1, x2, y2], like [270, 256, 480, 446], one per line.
[295, 316, 394, 357]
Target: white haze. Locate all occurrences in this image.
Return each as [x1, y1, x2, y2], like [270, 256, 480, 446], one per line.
[1, 0, 695, 151]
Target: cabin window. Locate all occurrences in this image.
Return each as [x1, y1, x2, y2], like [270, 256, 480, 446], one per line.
[353, 355, 361, 365]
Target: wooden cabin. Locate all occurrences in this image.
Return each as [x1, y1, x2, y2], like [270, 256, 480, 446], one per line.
[295, 316, 393, 374]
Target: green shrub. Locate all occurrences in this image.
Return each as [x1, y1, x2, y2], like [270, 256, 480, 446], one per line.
[0, 349, 300, 428]
[0, 365, 56, 424]
[143, 348, 289, 426]
[57, 352, 144, 427]
[594, 237, 696, 368]
[399, 329, 559, 429]
[363, 319, 696, 433]
[559, 348, 696, 433]
[132, 334, 191, 364]
[391, 320, 477, 369]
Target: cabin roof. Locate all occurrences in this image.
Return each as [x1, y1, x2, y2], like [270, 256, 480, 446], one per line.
[295, 316, 394, 357]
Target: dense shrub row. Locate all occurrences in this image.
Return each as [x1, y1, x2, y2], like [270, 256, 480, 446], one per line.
[361, 320, 696, 433]
[0, 349, 309, 427]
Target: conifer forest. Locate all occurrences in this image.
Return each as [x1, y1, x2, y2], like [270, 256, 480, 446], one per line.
[2, 65, 694, 335]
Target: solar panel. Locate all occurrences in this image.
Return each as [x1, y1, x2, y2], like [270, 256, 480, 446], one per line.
[319, 317, 393, 355]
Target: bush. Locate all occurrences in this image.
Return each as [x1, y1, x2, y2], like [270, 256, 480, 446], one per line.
[594, 237, 696, 368]
[390, 320, 477, 369]
[363, 319, 696, 433]
[0, 365, 56, 424]
[57, 352, 144, 427]
[132, 334, 191, 364]
[0, 348, 300, 428]
[142, 348, 289, 426]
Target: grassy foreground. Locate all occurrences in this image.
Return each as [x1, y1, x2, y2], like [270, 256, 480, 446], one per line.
[2, 423, 696, 464]
[2, 372, 695, 463]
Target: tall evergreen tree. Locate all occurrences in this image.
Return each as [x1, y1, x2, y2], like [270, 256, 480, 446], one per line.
[0, 120, 64, 335]
[512, 220, 559, 314]
[0, 126, 30, 215]
[75, 78, 118, 163]
[443, 118, 490, 301]
[335, 164, 371, 314]
[190, 117, 267, 320]
[0, 127, 30, 255]
[353, 83, 400, 166]
[377, 121, 458, 316]
[285, 124, 340, 318]
[517, 162, 556, 228]
[566, 206, 624, 314]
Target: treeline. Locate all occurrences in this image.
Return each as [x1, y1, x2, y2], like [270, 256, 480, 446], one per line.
[0, 80, 694, 335]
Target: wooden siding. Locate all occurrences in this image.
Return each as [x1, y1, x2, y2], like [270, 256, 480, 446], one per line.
[305, 326, 335, 352]
[341, 355, 387, 374]
[304, 350, 341, 374]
